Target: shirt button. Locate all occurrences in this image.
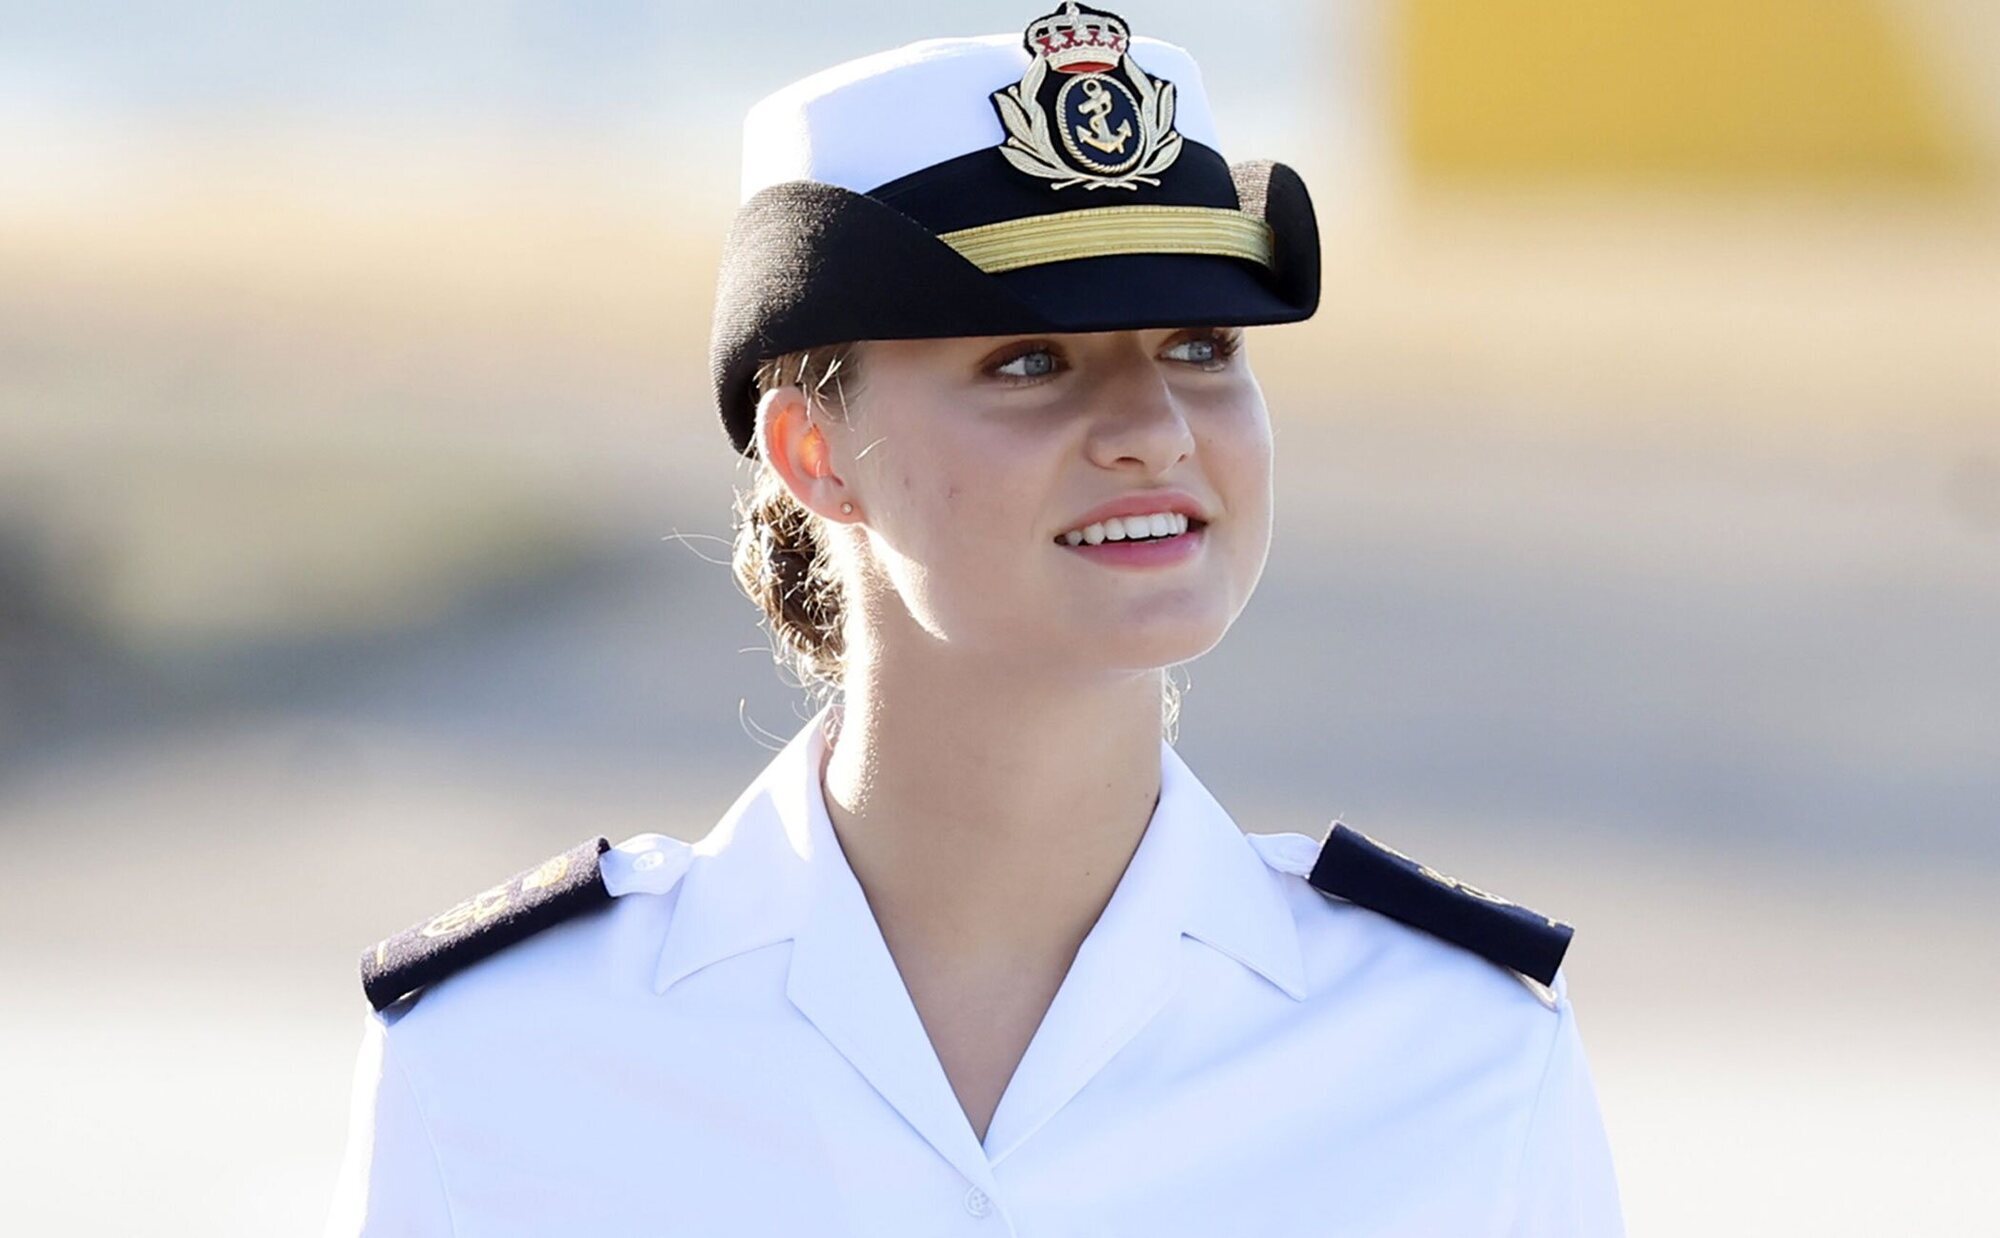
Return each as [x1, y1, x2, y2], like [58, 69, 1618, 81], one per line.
[963, 1186, 993, 1218]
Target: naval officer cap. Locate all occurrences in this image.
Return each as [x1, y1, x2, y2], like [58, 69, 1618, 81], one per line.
[710, 2, 1323, 456]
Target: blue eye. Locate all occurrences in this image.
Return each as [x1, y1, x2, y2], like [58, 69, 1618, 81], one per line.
[994, 347, 1060, 379]
[1165, 338, 1218, 364]
[1163, 331, 1239, 368]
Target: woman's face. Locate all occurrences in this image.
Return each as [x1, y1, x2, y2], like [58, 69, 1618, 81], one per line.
[807, 327, 1273, 678]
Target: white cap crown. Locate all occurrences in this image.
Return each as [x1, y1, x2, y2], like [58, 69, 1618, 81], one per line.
[740, 33, 1221, 202]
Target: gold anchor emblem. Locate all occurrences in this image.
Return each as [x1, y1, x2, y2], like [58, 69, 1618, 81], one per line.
[991, 5, 1184, 190]
[419, 882, 511, 938]
[1073, 78, 1131, 155]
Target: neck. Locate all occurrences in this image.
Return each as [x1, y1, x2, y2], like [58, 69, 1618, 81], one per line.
[819, 651, 1166, 964]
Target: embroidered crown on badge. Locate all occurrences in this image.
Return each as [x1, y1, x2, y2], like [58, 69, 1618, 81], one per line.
[991, 3, 1184, 191]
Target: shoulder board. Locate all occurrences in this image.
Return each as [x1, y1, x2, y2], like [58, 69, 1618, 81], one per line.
[1307, 823, 1572, 987]
[360, 836, 612, 1012]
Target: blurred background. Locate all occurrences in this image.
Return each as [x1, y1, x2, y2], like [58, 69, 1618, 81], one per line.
[2, 1, 1995, 1233]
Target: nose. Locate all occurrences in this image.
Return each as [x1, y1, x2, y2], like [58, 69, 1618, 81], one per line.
[1083, 354, 1195, 476]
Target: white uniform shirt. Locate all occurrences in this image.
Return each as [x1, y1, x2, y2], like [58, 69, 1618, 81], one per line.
[328, 708, 1623, 1236]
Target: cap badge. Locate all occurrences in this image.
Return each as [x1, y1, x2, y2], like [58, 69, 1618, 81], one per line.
[991, 3, 1183, 191]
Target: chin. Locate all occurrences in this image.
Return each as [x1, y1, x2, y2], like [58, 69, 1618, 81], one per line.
[1149, 626, 1231, 669]
[1081, 616, 1235, 674]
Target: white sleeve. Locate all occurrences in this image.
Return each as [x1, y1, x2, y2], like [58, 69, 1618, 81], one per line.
[324, 1011, 458, 1238]
[1508, 980, 1625, 1237]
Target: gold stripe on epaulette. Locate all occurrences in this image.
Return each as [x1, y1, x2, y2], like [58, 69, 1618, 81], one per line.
[937, 205, 1274, 275]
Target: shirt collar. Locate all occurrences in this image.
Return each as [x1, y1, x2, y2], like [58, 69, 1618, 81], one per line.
[652, 702, 1306, 1001]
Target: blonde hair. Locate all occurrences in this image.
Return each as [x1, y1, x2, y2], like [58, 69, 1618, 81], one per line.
[730, 345, 860, 701]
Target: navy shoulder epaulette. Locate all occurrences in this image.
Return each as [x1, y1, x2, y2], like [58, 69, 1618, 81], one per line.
[1307, 824, 1572, 988]
[360, 836, 613, 1012]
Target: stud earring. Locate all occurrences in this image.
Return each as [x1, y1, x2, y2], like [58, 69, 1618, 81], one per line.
[841, 502, 854, 515]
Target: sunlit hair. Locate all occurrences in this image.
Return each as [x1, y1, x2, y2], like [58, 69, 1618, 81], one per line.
[728, 340, 1188, 739]
[732, 345, 861, 706]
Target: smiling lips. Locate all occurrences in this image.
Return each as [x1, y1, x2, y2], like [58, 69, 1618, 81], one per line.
[1056, 511, 1196, 546]
[1053, 489, 1214, 546]
[1055, 516, 1208, 568]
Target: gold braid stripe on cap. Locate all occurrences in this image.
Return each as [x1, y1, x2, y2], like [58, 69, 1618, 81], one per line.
[937, 205, 1274, 275]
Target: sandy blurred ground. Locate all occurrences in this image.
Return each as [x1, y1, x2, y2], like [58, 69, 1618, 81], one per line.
[4, 3, 2000, 1233]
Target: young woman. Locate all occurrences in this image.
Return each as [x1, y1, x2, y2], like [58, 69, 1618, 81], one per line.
[329, 7, 1622, 1235]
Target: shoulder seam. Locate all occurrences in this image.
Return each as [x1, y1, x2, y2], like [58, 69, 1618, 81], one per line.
[1505, 985, 1573, 1217]
[382, 1017, 461, 1236]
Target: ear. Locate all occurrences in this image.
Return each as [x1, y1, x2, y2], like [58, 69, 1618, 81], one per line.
[756, 386, 859, 523]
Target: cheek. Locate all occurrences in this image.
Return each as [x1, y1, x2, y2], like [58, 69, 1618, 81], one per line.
[894, 455, 992, 530]
[1197, 389, 1273, 499]
[880, 428, 1045, 577]
[916, 417, 1053, 522]
[1198, 390, 1276, 579]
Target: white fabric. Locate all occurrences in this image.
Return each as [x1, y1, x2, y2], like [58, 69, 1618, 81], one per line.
[327, 706, 1623, 1236]
[738, 34, 1222, 202]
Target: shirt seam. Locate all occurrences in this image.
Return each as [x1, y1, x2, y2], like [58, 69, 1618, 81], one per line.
[384, 1024, 462, 1237]
[1505, 990, 1571, 1220]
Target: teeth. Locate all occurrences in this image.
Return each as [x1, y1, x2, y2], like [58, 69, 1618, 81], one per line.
[1058, 511, 1193, 545]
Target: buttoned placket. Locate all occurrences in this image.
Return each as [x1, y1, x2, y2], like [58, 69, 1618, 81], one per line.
[963, 1183, 995, 1218]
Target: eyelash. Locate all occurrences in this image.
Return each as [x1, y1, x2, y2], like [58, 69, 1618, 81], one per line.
[986, 329, 1243, 383]
[1164, 329, 1243, 369]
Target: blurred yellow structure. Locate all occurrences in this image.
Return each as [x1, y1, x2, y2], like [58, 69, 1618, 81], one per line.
[1400, 0, 1982, 183]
